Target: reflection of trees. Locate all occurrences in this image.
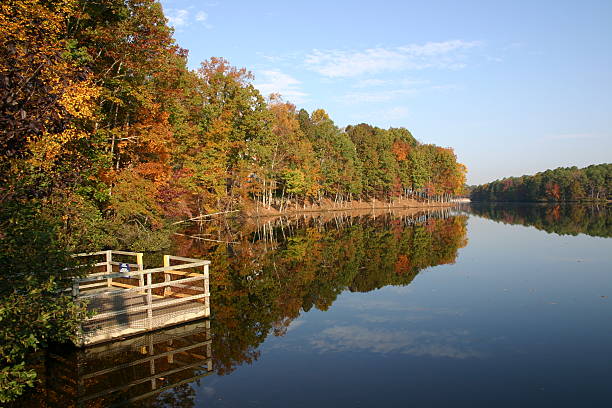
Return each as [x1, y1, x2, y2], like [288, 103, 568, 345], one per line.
[173, 210, 468, 376]
[469, 203, 611, 238]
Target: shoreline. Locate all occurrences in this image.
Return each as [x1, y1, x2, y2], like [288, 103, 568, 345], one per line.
[242, 198, 462, 218]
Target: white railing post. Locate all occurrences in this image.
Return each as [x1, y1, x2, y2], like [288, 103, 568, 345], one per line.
[204, 263, 210, 316]
[137, 253, 144, 293]
[74, 252, 212, 345]
[105, 250, 112, 287]
[146, 271, 153, 330]
[163, 255, 171, 297]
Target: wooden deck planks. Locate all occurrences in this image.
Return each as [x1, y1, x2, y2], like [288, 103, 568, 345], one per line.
[72, 251, 211, 346]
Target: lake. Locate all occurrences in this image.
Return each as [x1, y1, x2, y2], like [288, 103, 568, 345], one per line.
[16, 204, 612, 407]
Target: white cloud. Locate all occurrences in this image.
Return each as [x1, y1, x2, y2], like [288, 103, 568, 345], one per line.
[286, 319, 305, 332]
[195, 10, 213, 29]
[340, 89, 416, 104]
[380, 106, 411, 121]
[400, 78, 430, 87]
[196, 11, 208, 21]
[311, 325, 484, 358]
[353, 78, 390, 88]
[305, 40, 482, 77]
[165, 9, 189, 27]
[254, 70, 308, 104]
[430, 84, 463, 91]
[164, 8, 212, 29]
[341, 79, 457, 105]
[352, 77, 430, 89]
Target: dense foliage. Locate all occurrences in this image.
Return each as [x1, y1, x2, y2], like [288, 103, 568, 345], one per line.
[471, 164, 611, 202]
[0, 0, 465, 400]
[2, 0, 466, 224]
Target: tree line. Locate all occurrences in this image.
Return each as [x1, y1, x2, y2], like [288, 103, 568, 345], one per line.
[470, 164, 610, 202]
[1, 0, 467, 250]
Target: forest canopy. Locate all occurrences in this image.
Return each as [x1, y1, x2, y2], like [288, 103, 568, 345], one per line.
[1, 0, 466, 232]
[470, 164, 611, 202]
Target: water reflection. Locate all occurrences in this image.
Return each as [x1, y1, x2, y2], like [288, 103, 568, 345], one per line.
[311, 325, 484, 359]
[468, 203, 611, 238]
[173, 208, 468, 376]
[18, 205, 612, 407]
[21, 321, 212, 407]
[17, 208, 469, 406]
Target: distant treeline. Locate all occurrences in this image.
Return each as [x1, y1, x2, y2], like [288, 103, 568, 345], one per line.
[469, 203, 611, 238]
[471, 164, 611, 202]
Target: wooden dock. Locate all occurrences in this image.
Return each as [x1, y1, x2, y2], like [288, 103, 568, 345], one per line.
[71, 251, 210, 346]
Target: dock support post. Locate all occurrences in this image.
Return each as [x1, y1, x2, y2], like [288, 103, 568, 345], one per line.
[72, 279, 79, 299]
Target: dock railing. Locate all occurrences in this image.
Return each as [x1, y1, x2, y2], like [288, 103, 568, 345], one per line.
[71, 251, 211, 346]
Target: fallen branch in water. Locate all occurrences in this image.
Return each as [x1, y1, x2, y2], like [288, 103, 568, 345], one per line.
[171, 210, 240, 225]
[174, 232, 238, 244]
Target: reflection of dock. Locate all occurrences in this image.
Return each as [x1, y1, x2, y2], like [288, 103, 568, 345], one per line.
[44, 320, 213, 407]
[72, 251, 210, 346]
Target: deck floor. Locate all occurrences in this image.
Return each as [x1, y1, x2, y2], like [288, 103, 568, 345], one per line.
[82, 290, 209, 345]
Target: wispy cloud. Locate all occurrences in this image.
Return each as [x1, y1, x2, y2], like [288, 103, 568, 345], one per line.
[351, 78, 428, 88]
[341, 89, 416, 104]
[254, 70, 308, 104]
[165, 8, 212, 29]
[379, 106, 411, 121]
[430, 84, 463, 91]
[311, 325, 484, 358]
[195, 11, 213, 29]
[352, 78, 390, 88]
[341, 79, 458, 105]
[305, 40, 482, 77]
[196, 11, 208, 21]
[165, 8, 189, 27]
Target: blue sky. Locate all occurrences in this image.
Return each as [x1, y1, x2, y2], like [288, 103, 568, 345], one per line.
[159, 0, 611, 184]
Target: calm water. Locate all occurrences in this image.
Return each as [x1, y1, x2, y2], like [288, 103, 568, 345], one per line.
[18, 204, 612, 407]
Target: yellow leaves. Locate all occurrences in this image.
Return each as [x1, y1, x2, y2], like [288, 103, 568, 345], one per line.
[57, 78, 101, 120]
[310, 109, 330, 124]
[26, 127, 89, 169]
[269, 100, 301, 139]
[206, 113, 234, 142]
[0, 0, 76, 55]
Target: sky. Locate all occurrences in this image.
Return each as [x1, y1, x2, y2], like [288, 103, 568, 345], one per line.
[159, 0, 611, 185]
